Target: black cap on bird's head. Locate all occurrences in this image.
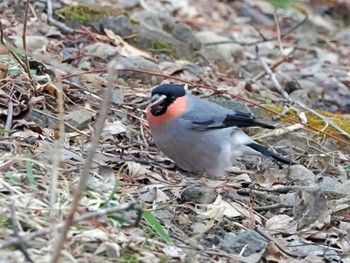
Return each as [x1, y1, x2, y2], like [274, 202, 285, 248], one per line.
[148, 84, 187, 116]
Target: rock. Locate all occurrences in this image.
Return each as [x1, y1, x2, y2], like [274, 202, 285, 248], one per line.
[171, 22, 201, 51]
[196, 31, 243, 69]
[179, 186, 217, 204]
[113, 55, 161, 85]
[287, 165, 315, 185]
[272, 140, 294, 156]
[237, 3, 274, 27]
[64, 109, 95, 132]
[95, 15, 195, 60]
[337, 28, 350, 43]
[155, 210, 175, 225]
[218, 230, 268, 256]
[10, 35, 49, 52]
[132, 11, 161, 30]
[83, 42, 117, 59]
[290, 89, 312, 106]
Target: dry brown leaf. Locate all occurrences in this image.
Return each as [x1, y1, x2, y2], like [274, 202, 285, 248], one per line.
[263, 242, 292, 263]
[265, 214, 297, 234]
[104, 29, 153, 59]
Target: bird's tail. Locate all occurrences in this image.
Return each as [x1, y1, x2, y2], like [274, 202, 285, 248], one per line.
[246, 143, 296, 165]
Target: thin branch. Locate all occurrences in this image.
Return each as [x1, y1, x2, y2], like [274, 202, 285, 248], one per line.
[9, 203, 34, 263]
[204, 13, 308, 46]
[0, 21, 27, 72]
[49, 79, 65, 219]
[50, 61, 121, 263]
[253, 203, 293, 212]
[23, 0, 33, 80]
[256, 46, 291, 101]
[274, 8, 284, 55]
[4, 100, 13, 135]
[46, 0, 74, 34]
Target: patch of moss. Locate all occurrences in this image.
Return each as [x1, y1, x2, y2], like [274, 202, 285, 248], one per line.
[150, 40, 173, 55]
[0, 216, 11, 229]
[55, 3, 125, 22]
[120, 251, 141, 263]
[266, 103, 350, 141]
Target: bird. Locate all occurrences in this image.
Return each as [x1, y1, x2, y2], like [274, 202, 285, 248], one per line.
[146, 84, 296, 177]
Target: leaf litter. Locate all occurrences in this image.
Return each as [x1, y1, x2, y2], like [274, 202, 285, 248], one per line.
[0, 0, 350, 262]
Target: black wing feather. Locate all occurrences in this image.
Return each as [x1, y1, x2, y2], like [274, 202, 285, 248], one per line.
[191, 111, 275, 130]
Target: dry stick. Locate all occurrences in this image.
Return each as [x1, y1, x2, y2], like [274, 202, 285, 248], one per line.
[258, 47, 350, 140]
[274, 8, 284, 55]
[9, 203, 34, 263]
[0, 21, 27, 72]
[46, 0, 73, 34]
[50, 61, 119, 263]
[23, 0, 32, 80]
[204, 13, 308, 46]
[62, 67, 350, 146]
[4, 100, 13, 134]
[49, 79, 65, 219]
[0, 202, 140, 250]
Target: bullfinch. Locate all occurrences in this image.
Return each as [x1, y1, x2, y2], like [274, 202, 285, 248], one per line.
[146, 84, 296, 177]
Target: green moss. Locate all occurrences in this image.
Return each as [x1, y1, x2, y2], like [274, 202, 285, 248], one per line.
[150, 40, 173, 55]
[266, 103, 350, 141]
[55, 3, 124, 22]
[120, 251, 140, 263]
[0, 216, 11, 229]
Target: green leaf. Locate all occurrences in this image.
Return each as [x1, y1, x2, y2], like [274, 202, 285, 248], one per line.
[26, 160, 37, 188]
[142, 210, 173, 245]
[266, 0, 296, 9]
[0, 129, 15, 133]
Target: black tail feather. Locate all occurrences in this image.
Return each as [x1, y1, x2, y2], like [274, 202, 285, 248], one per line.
[246, 143, 297, 165]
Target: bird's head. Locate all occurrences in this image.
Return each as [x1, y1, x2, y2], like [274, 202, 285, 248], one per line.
[147, 84, 187, 124]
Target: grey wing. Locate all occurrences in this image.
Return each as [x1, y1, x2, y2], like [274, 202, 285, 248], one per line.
[181, 95, 275, 130]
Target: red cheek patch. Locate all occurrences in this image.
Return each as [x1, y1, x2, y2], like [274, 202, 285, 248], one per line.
[147, 96, 187, 126]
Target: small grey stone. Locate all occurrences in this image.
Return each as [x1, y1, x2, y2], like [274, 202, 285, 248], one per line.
[196, 31, 243, 69]
[113, 55, 161, 84]
[290, 89, 312, 106]
[273, 140, 294, 156]
[171, 22, 201, 51]
[82, 42, 117, 59]
[155, 210, 175, 225]
[180, 186, 217, 204]
[10, 35, 49, 52]
[111, 89, 124, 105]
[287, 165, 315, 184]
[132, 10, 163, 31]
[219, 230, 268, 256]
[65, 109, 95, 132]
[337, 28, 350, 43]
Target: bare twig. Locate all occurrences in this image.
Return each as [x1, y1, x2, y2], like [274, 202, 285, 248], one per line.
[204, 13, 308, 46]
[46, 0, 74, 34]
[253, 203, 293, 212]
[23, 0, 33, 80]
[50, 61, 122, 263]
[4, 100, 13, 135]
[274, 9, 284, 55]
[9, 203, 34, 263]
[0, 21, 27, 72]
[0, 202, 141, 250]
[49, 79, 65, 219]
[256, 46, 291, 101]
